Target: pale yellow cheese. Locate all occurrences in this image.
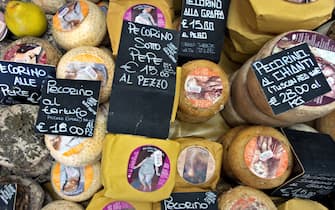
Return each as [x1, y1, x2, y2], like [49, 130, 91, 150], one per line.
[41, 200, 84, 210]
[278, 198, 328, 210]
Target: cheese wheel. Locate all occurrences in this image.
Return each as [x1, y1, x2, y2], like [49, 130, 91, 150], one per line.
[278, 198, 328, 210]
[45, 103, 108, 167]
[218, 186, 276, 210]
[244, 0, 334, 34]
[56, 46, 115, 103]
[31, 0, 66, 14]
[102, 134, 180, 202]
[217, 126, 247, 179]
[87, 190, 153, 210]
[248, 30, 335, 123]
[316, 109, 335, 141]
[107, 0, 174, 55]
[227, 126, 293, 189]
[1, 36, 61, 66]
[0, 104, 49, 169]
[51, 161, 102, 202]
[42, 200, 84, 210]
[222, 36, 253, 64]
[174, 137, 223, 191]
[52, 0, 106, 50]
[178, 60, 230, 123]
[227, 0, 274, 55]
[9, 155, 53, 178]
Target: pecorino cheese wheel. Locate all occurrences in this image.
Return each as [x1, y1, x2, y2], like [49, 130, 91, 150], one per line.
[56, 47, 115, 103]
[316, 109, 335, 141]
[45, 103, 108, 167]
[1, 36, 61, 65]
[218, 186, 276, 210]
[51, 161, 102, 202]
[174, 137, 223, 191]
[227, 126, 293, 189]
[178, 60, 230, 123]
[52, 0, 106, 50]
[0, 104, 49, 169]
[42, 200, 84, 210]
[247, 30, 335, 123]
[278, 198, 328, 210]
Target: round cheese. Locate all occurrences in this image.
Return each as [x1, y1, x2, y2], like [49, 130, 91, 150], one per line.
[178, 60, 230, 123]
[51, 161, 102, 202]
[107, 0, 174, 55]
[10, 155, 53, 178]
[0, 104, 49, 169]
[45, 103, 108, 167]
[227, 126, 293, 189]
[1, 36, 61, 66]
[222, 36, 253, 64]
[87, 190, 153, 210]
[244, 0, 334, 34]
[218, 186, 276, 210]
[174, 137, 223, 191]
[32, 0, 66, 14]
[56, 47, 115, 103]
[278, 198, 328, 210]
[102, 134, 180, 202]
[316, 109, 335, 141]
[52, 0, 106, 50]
[42, 200, 84, 210]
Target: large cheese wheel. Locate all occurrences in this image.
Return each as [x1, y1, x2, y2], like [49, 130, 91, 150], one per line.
[278, 198, 328, 210]
[178, 60, 230, 123]
[56, 46, 115, 103]
[51, 161, 102, 202]
[1, 36, 61, 65]
[174, 137, 223, 191]
[42, 200, 84, 210]
[316, 109, 335, 141]
[227, 126, 293, 189]
[52, 0, 106, 50]
[218, 186, 276, 210]
[222, 36, 253, 64]
[45, 103, 108, 167]
[87, 190, 152, 210]
[107, 0, 174, 55]
[227, 0, 274, 55]
[248, 30, 335, 123]
[244, 0, 334, 34]
[102, 134, 179, 202]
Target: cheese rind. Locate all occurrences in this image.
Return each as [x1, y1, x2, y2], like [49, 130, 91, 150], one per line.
[278, 198, 328, 210]
[42, 200, 84, 210]
[316, 110, 335, 141]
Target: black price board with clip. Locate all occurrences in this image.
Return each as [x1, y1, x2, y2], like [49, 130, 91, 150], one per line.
[0, 60, 55, 105]
[271, 129, 335, 200]
[35, 79, 100, 137]
[178, 0, 229, 65]
[107, 21, 179, 139]
[161, 191, 218, 210]
[0, 183, 17, 210]
[251, 43, 331, 115]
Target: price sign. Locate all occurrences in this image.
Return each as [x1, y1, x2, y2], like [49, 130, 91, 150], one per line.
[0, 184, 17, 210]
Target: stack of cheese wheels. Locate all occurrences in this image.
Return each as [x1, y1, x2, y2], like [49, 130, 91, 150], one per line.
[178, 60, 230, 123]
[52, 0, 106, 50]
[243, 0, 334, 34]
[50, 161, 102, 202]
[107, 0, 174, 55]
[174, 137, 223, 192]
[42, 200, 84, 210]
[222, 126, 293, 189]
[246, 30, 335, 124]
[44, 103, 108, 167]
[316, 109, 335, 141]
[218, 186, 276, 210]
[56, 46, 115, 103]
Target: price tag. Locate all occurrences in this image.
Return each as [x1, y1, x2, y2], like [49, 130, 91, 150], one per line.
[35, 79, 100, 137]
[0, 183, 17, 210]
[252, 43, 331, 115]
[0, 60, 55, 104]
[107, 21, 179, 139]
[161, 192, 218, 210]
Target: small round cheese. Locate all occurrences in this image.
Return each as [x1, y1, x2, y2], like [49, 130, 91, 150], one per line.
[316, 110, 335, 141]
[42, 200, 84, 210]
[218, 186, 276, 210]
[32, 0, 66, 14]
[52, 0, 106, 50]
[45, 103, 108, 167]
[51, 161, 102, 202]
[278, 198, 328, 210]
[56, 46, 115, 103]
[178, 60, 230, 123]
[227, 126, 293, 189]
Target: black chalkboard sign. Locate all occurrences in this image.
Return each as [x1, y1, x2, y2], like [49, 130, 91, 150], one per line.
[178, 0, 229, 65]
[107, 21, 179, 139]
[161, 192, 218, 210]
[0, 184, 17, 210]
[272, 129, 335, 199]
[35, 79, 100, 137]
[0, 60, 55, 105]
[251, 43, 331, 115]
